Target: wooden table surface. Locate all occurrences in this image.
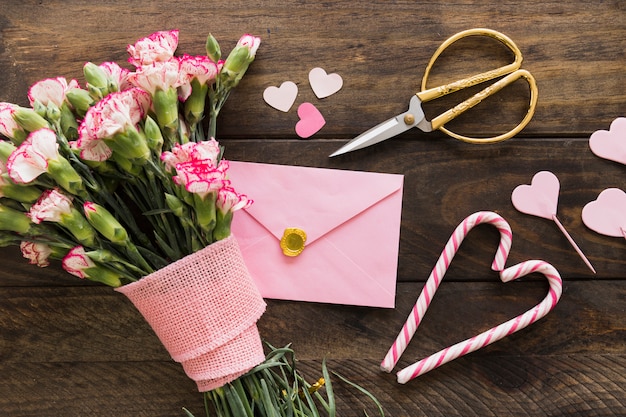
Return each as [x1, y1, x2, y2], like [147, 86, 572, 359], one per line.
[1, 1, 625, 416]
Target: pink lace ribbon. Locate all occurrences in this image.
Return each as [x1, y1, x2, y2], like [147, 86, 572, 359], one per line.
[116, 235, 266, 391]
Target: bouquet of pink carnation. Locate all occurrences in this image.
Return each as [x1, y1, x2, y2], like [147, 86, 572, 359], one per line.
[0, 30, 383, 416]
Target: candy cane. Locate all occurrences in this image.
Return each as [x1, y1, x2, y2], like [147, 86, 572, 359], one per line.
[396, 259, 562, 383]
[380, 211, 563, 384]
[381, 211, 513, 373]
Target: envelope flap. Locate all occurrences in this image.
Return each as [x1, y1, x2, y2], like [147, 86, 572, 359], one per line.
[228, 161, 403, 244]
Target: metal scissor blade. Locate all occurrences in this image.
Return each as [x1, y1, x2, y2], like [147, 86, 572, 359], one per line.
[329, 95, 426, 157]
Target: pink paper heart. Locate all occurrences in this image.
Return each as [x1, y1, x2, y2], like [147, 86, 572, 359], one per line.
[263, 81, 298, 112]
[511, 171, 560, 220]
[582, 188, 626, 238]
[589, 117, 626, 165]
[308, 67, 343, 99]
[295, 102, 325, 139]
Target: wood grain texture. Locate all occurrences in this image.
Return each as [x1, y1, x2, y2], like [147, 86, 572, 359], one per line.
[1, 0, 625, 415]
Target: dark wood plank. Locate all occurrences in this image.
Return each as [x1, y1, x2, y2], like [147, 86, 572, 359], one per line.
[0, 1, 624, 137]
[0, 282, 624, 416]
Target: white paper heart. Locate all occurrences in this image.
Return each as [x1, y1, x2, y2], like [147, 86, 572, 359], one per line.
[582, 188, 626, 238]
[263, 81, 298, 112]
[308, 67, 343, 99]
[589, 117, 626, 165]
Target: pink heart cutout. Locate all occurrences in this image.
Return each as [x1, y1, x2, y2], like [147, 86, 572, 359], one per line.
[582, 188, 626, 238]
[295, 102, 325, 139]
[308, 67, 343, 99]
[511, 171, 560, 220]
[589, 117, 626, 165]
[263, 81, 298, 112]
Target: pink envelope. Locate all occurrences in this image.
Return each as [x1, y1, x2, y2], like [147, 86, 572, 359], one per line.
[227, 161, 404, 308]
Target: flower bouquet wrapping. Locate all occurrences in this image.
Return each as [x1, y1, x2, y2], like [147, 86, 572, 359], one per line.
[0, 30, 383, 416]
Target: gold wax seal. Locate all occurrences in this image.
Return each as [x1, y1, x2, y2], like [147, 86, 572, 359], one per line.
[280, 228, 307, 257]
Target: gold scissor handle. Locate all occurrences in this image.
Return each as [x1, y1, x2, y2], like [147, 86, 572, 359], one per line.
[416, 28, 538, 144]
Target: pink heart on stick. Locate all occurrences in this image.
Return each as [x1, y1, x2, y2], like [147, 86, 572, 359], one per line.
[295, 102, 326, 139]
[589, 118, 626, 165]
[582, 188, 626, 238]
[511, 171, 560, 220]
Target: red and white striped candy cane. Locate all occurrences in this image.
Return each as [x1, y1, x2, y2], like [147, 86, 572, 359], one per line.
[380, 211, 513, 373]
[396, 259, 562, 383]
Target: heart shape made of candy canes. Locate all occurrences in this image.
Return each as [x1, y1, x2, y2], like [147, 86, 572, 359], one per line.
[263, 81, 298, 112]
[582, 188, 626, 238]
[381, 211, 563, 384]
[308, 67, 343, 99]
[511, 171, 560, 220]
[295, 102, 326, 138]
[589, 117, 626, 166]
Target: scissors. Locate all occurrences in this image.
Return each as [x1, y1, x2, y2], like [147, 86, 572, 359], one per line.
[329, 28, 538, 157]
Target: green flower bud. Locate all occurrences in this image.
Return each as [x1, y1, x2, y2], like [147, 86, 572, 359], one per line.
[13, 107, 50, 132]
[46, 156, 85, 197]
[205, 34, 221, 62]
[83, 62, 109, 97]
[143, 116, 164, 152]
[164, 193, 185, 217]
[0, 174, 41, 203]
[153, 87, 179, 139]
[0, 205, 32, 234]
[83, 202, 128, 244]
[184, 78, 209, 127]
[61, 208, 97, 247]
[84, 265, 123, 287]
[222, 47, 250, 75]
[45, 103, 61, 122]
[66, 88, 95, 117]
[0, 141, 16, 162]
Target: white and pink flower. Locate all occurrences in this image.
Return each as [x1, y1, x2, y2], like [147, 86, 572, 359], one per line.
[179, 54, 219, 84]
[127, 29, 180, 67]
[28, 77, 80, 108]
[236, 34, 261, 58]
[75, 88, 150, 161]
[62, 246, 95, 279]
[161, 139, 221, 171]
[127, 60, 188, 96]
[173, 159, 229, 198]
[0, 103, 25, 140]
[97, 62, 132, 92]
[216, 186, 253, 213]
[7, 128, 60, 183]
[20, 241, 53, 267]
[27, 188, 73, 224]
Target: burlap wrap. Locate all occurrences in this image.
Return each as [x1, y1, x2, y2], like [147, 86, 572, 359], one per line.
[116, 235, 266, 391]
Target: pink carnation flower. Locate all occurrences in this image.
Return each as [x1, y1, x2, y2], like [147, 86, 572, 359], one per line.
[161, 139, 221, 171]
[20, 241, 52, 267]
[216, 186, 253, 214]
[62, 246, 95, 279]
[7, 128, 60, 183]
[236, 34, 261, 58]
[178, 54, 219, 85]
[76, 88, 150, 161]
[28, 77, 80, 108]
[173, 159, 229, 198]
[127, 29, 179, 67]
[99, 62, 132, 91]
[0, 103, 24, 140]
[27, 188, 73, 224]
[127, 60, 188, 96]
